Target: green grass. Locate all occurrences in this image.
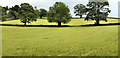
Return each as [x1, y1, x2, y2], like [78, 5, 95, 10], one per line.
[0, 18, 118, 56]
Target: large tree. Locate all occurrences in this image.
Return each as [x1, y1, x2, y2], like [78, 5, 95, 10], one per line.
[74, 4, 86, 18]
[18, 3, 37, 25]
[39, 9, 47, 19]
[47, 2, 72, 26]
[85, 0, 111, 25]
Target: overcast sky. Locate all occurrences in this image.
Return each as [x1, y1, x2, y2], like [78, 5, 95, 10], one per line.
[0, 0, 120, 18]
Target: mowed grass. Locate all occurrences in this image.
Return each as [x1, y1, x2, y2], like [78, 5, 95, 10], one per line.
[0, 18, 118, 56]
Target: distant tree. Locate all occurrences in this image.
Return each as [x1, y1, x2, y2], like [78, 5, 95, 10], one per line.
[35, 10, 40, 18]
[39, 9, 47, 19]
[3, 6, 8, 11]
[85, 1, 111, 25]
[0, 6, 2, 21]
[34, 6, 37, 10]
[74, 4, 86, 18]
[33, 6, 40, 18]
[47, 2, 72, 26]
[8, 9, 19, 19]
[12, 5, 20, 12]
[5, 6, 8, 10]
[18, 3, 37, 25]
[2, 6, 7, 21]
[8, 5, 20, 19]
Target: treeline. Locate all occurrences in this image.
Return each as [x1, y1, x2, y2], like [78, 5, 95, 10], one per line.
[1, 3, 47, 22]
[1, 1, 111, 26]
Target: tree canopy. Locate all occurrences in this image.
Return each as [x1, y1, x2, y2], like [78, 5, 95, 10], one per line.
[2, 6, 7, 21]
[74, 4, 86, 18]
[47, 2, 72, 26]
[85, 1, 111, 25]
[39, 9, 47, 19]
[8, 5, 20, 19]
[18, 3, 37, 25]
[11, 5, 20, 12]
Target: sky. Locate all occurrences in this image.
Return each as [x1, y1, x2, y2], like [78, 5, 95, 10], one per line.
[0, 0, 120, 18]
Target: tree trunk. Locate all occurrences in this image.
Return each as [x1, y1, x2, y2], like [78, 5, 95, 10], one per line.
[95, 19, 100, 25]
[24, 22, 26, 26]
[24, 19, 27, 26]
[58, 21, 61, 27]
[14, 15, 17, 19]
[40, 16, 42, 19]
[80, 15, 82, 18]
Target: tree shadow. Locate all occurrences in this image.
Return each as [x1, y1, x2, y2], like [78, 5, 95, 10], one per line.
[0, 24, 71, 27]
[0, 23, 120, 27]
[81, 23, 120, 27]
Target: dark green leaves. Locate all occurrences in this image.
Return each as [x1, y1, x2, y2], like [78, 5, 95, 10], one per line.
[2, 6, 7, 21]
[47, 2, 72, 26]
[18, 3, 37, 25]
[74, 4, 86, 18]
[85, 0, 111, 24]
[39, 9, 47, 19]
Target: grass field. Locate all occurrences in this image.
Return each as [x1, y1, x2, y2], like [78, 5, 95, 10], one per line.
[0, 18, 118, 56]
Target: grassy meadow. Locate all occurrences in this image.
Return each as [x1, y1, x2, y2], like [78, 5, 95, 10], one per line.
[0, 18, 118, 56]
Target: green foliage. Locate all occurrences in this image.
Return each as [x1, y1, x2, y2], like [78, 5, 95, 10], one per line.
[8, 5, 20, 20]
[85, 1, 111, 25]
[2, 15, 7, 21]
[2, 6, 7, 21]
[35, 10, 40, 18]
[8, 9, 19, 20]
[18, 3, 37, 25]
[74, 4, 86, 18]
[47, 2, 72, 26]
[39, 9, 47, 19]
[12, 5, 20, 12]
[2, 6, 8, 11]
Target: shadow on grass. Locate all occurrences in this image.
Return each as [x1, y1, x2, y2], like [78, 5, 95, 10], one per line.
[81, 23, 120, 27]
[0, 24, 71, 27]
[0, 23, 120, 27]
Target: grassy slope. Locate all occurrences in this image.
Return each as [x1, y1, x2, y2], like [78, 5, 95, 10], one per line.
[0, 18, 118, 56]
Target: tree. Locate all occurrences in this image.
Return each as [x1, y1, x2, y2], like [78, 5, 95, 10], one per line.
[33, 6, 40, 18]
[34, 6, 37, 10]
[47, 2, 72, 27]
[2, 6, 8, 11]
[18, 3, 37, 25]
[74, 4, 86, 18]
[8, 9, 19, 19]
[8, 5, 20, 19]
[85, 1, 111, 25]
[12, 5, 20, 12]
[39, 9, 47, 19]
[35, 10, 40, 18]
[2, 6, 7, 21]
[0, 7, 1, 22]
